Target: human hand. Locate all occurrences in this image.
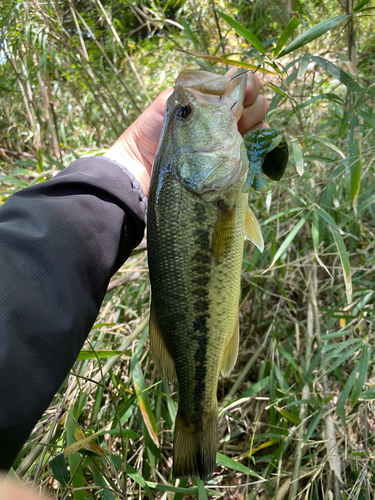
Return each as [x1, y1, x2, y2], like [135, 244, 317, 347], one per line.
[104, 68, 269, 197]
[0, 475, 50, 500]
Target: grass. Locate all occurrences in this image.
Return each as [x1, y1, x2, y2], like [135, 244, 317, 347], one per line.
[1, 0, 375, 498]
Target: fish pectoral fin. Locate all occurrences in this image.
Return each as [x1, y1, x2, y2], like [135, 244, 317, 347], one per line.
[149, 304, 176, 383]
[245, 206, 264, 253]
[220, 316, 239, 377]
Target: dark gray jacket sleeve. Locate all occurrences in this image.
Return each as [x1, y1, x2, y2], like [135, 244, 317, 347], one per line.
[0, 157, 146, 470]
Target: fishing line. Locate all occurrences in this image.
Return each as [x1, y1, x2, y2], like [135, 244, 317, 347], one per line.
[230, 64, 262, 81]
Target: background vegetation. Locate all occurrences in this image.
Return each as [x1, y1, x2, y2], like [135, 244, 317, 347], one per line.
[1, 0, 374, 498]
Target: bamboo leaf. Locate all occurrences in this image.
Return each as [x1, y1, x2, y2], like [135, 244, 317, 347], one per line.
[132, 360, 159, 447]
[336, 365, 358, 424]
[277, 15, 350, 58]
[217, 11, 266, 54]
[0, 175, 29, 188]
[76, 349, 123, 360]
[216, 452, 263, 478]
[303, 408, 323, 442]
[298, 53, 310, 79]
[311, 56, 362, 93]
[276, 408, 301, 425]
[179, 17, 200, 52]
[350, 117, 362, 216]
[315, 208, 352, 304]
[353, 0, 371, 11]
[273, 16, 301, 57]
[350, 345, 370, 406]
[312, 137, 345, 158]
[49, 453, 69, 485]
[264, 210, 312, 272]
[196, 477, 209, 499]
[292, 137, 304, 175]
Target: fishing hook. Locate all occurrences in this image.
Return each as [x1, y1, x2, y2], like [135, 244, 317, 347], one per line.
[230, 64, 262, 81]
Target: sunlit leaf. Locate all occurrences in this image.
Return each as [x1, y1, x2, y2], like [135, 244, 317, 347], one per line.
[277, 15, 350, 58]
[311, 137, 345, 158]
[292, 137, 304, 175]
[132, 360, 159, 447]
[76, 349, 123, 360]
[273, 16, 301, 57]
[264, 210, 312, 272]
[217, 11, 266, 54]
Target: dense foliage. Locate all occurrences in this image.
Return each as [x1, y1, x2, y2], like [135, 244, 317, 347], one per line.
[1, 0, 374, 498]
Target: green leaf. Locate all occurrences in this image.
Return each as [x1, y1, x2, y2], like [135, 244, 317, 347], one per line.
[336, 365, 357, 424]
[293, 93, 343, 112]
[311, 137, 345, 158]
[49, 453, 69, 485]
[277, 408, 301, 425]
[132, 360, 159, 447]
[350, 345, 370, 406]
[358, 110, 375, 130]
[216, 452, 262, 478]
[311, 56, 362, 93]
[217, 11, 266, 54]
[277, 15, 350, 58]
[76, 349, 123, 360]
[196, 477, 208, 500]
[315, 207, 352, 305]
[240, 376, 270, 398]
[298, 53, 310, 79]
[353, 0, 371, 12]
[350, 117, 362, 215]
[0, 175, 29, 188]
[303, 408, 323, 442]
[277, 346, 301, 375]
[264, 210, 312, 271]
[179, 17, 200, 52]
[267, 83, 286, 96]
[66, 412, 85, 500]
[291, 137, 304, 175]
[273, 16, 300, 57]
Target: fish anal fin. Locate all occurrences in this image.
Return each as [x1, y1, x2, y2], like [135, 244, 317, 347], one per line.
[245, 206, 264, 253]
[220, 316, 239, 377]
[173, 408, 217, 481]
[149, 305, 176, 383]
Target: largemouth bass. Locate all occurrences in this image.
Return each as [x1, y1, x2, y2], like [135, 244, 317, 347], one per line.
[147, 69, 263, 480]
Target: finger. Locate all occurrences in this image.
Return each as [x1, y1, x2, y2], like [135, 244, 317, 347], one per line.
[224, 66, 238, 79]
[241, 121, 270, 137]
[243, 73, 261, 107]
[238, 95, 269, 134]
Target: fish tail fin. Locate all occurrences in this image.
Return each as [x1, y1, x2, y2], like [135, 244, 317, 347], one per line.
[173, 408, 217, 481]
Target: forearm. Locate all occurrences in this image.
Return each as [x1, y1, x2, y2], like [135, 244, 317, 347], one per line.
[0, 157, 146, 469]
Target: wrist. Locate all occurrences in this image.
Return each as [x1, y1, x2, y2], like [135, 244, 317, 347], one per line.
[104, 130, 151, 197]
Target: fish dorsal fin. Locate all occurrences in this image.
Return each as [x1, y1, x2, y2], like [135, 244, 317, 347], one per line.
[220, 316, 239, 377]
[149, 304, 176, 383]
[245, 206, 264, 253]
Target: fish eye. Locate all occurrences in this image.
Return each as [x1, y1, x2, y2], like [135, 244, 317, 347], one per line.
[176, 103, 192, 119]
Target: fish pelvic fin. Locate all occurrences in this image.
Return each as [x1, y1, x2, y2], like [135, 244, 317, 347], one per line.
[149, 303, 176, 383]
[220, 316, 239, 377]
[245, 206, 264, 253]
[173, 408, 218, 482]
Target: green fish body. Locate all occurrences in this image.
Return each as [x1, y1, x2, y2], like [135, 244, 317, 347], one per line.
[147, 70, 262, 480]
